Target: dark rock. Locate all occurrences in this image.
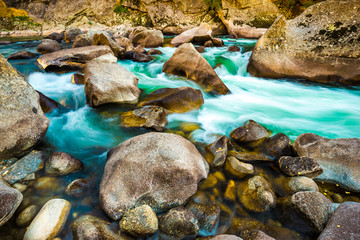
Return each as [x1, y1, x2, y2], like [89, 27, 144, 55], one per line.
[72, 33, 92, 48]
[129, 27, 164, 48]
[134, 45, 146, 54]
[0, 180, 23, 227]
[195, 46, 206, 53]
[294, 133, 360, 192]
[228, 46, 241, 52]
[212, 38, 224, 47]
[230, 120, 270, 144]
[99, 132, 208, 220]
[171, 23, 212, 46]
[206, 135, 228, 167]
[138, 87, 204, 113]
[133, 52, 152, 62]
[278, 156, 323, 178]
[44, 32, 64, 43]
[7, 50, 37, 60]
[115, 37, 134, 52]
[37, 39, 62, 54]
[16, 205, 38, 228]
[163, 43, 230, 95]
[229, 150, 272, 162]
[225, 157, 254, 179]
[121, 106, 167, 131]
[148, 49, 163, 55]
[92, 32, 125, 58]
[71, 73, 85, 85]
[119, 205, 158, 237]
[318, 202, 360, 240]
[261, 133, 293, 160]
[204, 40, 214, 47]
[36, 91, 59, 113]
[45, 152, 83, 176]
[65, 179, 89, 197]
[186, 201, 220, 235]
[159, 207, 199, 240]
[64, 27, 84, 42]
[0, 41, 12, 45]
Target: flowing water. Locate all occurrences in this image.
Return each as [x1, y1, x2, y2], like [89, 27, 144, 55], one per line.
[1, 38, 360, 239]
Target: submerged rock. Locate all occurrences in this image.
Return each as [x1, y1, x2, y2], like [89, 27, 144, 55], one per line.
[230, 120, 270, 144]
[138, 87, 204, 113]
[186, 201, 220, 235]
[294, 133, 360, 192]
[37, 39, 62, 54]
[0, 54, 49, 160]
[84, 60, 140, 107]
[206, 135, 228, 167]
[99, 132, 208, 220]
[45, 152, 83, 176]
[129, 27, 164, 48]
[225, 157, 254, 179]
[171, 23, 212, 46]
[121, 106, 168, 131]
[288, 176, 319, 193]
[36, 91, 59, 113]
[278, 156, 323, 178]
[247, 0, 360, 84]
[65, 178, 89, 197]
[16, 205, 38, 228]
[0, 180, 23, 227]
[7, 50, 37, 60]
[24, 199, 71, 240]
[162, 43, 230, 95]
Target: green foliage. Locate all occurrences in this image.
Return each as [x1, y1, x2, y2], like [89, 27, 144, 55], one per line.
[205, 0, 222, 11]
[114, 4, 128, 14]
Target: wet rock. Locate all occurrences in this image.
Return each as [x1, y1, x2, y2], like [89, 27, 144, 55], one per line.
[7, 50, 37, 60]
[64, 27, 84, 42]
[138, 87, 204, 113]
[72, 33, 92, 48]
[92, 32, 125, 58]
[171, 23, 212, 46]
[148, 49, 163, 55]
[247, 1, 360, 84]
[0, 54, 49, 159]
[209, 235, 243, 240]
[212, 38, 224, 47]
[115, 37, 134, 52]
[37, 45, 114, 72]
[44, 32, 64, 43]
[229, 150, 272, 162]
[294, 133, 360, 192]
[0, 180, 23, 227]
[278, 156, 323, 178]
[71, 73, 85, 85]
[163, 43, 230, 95]
[121, 106, 167, 131]
[186, 201, 220, 235]
[24, 199, 71, 240]
[206, 135, 228, 167]
[84, 59, 140, 107]
[119, 205, 158, 237]
[318, 202, 360, 240]
[65, 179, 89, 197]
[131, 52, 153, 62]
[13, 183, 27, 193]
[196, 46, 206, 53]
[129, 27, 164, 48]
[288, 176, 319, 192]
[99, 132, 208, 220]
[45, 152, 83, 176]
[37, 39, 62, 54]
[1, 151, 46, 185]
[33, 176, 63, 193]
[261, 133, 293, 160]
[36, 91, 59, 113]
[228, 46, 240, 52]
[72, 215, 124, 240]
[204, 40, 214, 48]
[0, 41, 12, 45]
[230, 120, 270, 144]
[159, 207, 199, 240]
[225, 157, 254, 179]
[237, 176, 276, 212]
[239, 230, 275, 240]
[134, 45, 146, 54]
[16, 205, 38, 228]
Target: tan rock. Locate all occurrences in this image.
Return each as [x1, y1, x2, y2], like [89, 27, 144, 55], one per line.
[171, 23, 212, 47]
[129, 27, 163, 48]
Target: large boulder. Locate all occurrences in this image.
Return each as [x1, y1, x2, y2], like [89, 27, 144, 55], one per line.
[129, 27, 164, 48]
[0, 54, 49, 160]
[72, 33, 92, 48]
[92, 32, 125, 58]
[171, 23, 212, 47]
[99, 132, 208, 220]
[162, 43, 230, 95]
[294, 133, 360, 192]
[7, 50, 37, 60]
[84, 60, 141, 107]
[0, 180, 23, 227]
[37, 39, 62, 54]
[37, 45, 114, 71]
[248, 0, 360, 84]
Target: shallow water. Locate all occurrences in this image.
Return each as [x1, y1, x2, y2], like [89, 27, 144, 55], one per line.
[1, 38, 360, 239]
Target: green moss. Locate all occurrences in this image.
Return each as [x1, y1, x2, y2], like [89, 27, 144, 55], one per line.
[205, 0, 222, 11]
[114, 5, 128, 14]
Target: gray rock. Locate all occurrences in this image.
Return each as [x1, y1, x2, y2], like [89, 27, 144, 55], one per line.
[294, 133, 360, 192]
[186, 201, 220, 235]
[0, 180, 23, 227]
[209, 235, 243, 240]
[92, 32, 125, 58]
[64, 27, 84, 42]
[99, 132, 208, 220]
[16, 205, 38, 228]
[45, 152, 83, 176]
[159, 207, 199, 240]
[119, 205, 158, 237]
[319, 202, 360, 240]
[37, 39, 62, 54]
[129, 27, 164, 48]
[230, 120, 270, 144]
[7, 50, 37, 60]
[44, 32, 64, 43]
[121, 106, 168, 131]
[1, 151, 47, 185]
[72, 33, 92, 48]
[84, 60, 140, 107]
[278, 156, 323, 178]
[206, 135, 228, 167]
[65, 179, 89, 197]
[288, 176, 319, 193]
[0, 54, 49, 160]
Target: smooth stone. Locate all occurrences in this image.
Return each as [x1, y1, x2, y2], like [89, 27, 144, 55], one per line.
[12, 183, 27, 192]
[204, 40, 214, 47]
[209, 234, 243, 240]
[159, 207, 199, 240]
[162, 43, 230, 95]
[294, 133, 360, 192]
[1, 151, 46, 185]
[84, 59, 140, 107]
[65, 179, 89, 197]
[44, 32, 64, 43]
[121, 106, 168, 131]
[148, 49, 163, 55]
[138, 87, 204, 113]
[171, 23, 212, 46]
[71, 73, 85, 85]
[37, 39, 62, 54]
[129, 27, 164, 48]
[278, 156, 323, 178]
[0, 41, 12, 45]
[92, 53, 118, 63]
[99, 132, 208, 220]
[131, 52, 153, 62]
[72, 33, 92, 48]
[195, 46, 206, 53]
[24, 199, 71, 240]
[134, 45, 146, 54]
[212, 38, 224, 47]
[237, 176, 276, 212]
[206, 135, 228, 167]
[229, 150, 272, 162]
[37, 90, 59, 113]
[260, 133, 293, 160]
[230, 120, 270, 144]
[33, 176, 63, 192]
[16, 205, 38, 228]
[45, 152, 83, 176]
[119, 205, 158, 237]
[64, 27, 83, 42]
[186, 201, 220, 235]
[228, 46, 240, 52]
[115, 37, 134, 52]
[92, 32, 125, 58]
[225, 157, 254, 179]
[239, 230, 275, 240]
[0, 180, 23, 227]
[318, 202, 360, 240]
[0, 54, 49, 160]
[288, 176, 319, 192]
[7, 50, 37, 60]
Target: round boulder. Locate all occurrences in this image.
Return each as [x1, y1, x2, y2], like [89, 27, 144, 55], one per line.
[37, 39, 62, 54]
[129, 27, 164, 48]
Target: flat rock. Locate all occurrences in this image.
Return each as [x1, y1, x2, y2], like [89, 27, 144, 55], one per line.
[0, 54, 49, 159]
[37, 39, 62, 54]
[84, 60, 140, 107]
[171, 23, 212, 47]
[162, 43, 230, 95]
[24, 199, 71, 240]
[278, 156, 323, 178]
[121, 106, 168, 131]
[294, 133, 360, 192]
[45, 152, 83, 176]
[129, 27, 164, 48]
[99, 132, 208, 220]
[0, 180, 23, 227]
[7, 50, 37, 60]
